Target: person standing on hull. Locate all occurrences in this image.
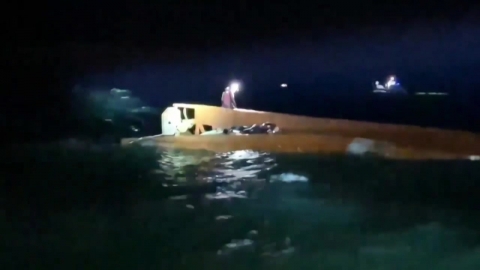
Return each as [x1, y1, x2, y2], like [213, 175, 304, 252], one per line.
[221, 82, 240, 109]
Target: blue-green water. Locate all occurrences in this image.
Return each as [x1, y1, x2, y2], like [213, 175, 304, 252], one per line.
[3, 146, 480, 269]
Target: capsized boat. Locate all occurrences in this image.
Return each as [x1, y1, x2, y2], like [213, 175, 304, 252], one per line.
[121, 103, 480, 160]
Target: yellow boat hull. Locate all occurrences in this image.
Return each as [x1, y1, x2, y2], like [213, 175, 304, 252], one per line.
[122, 103, 480, 160]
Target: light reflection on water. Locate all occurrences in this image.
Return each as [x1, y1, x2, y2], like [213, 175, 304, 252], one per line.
[149, 148, 480, 268]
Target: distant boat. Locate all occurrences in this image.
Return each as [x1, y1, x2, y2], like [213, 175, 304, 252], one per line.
[372, 76, 408, 95]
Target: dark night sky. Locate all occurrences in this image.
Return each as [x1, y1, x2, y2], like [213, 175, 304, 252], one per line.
[4, 1, 480, 141]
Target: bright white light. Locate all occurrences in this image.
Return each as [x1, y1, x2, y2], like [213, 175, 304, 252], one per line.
[230, 82, 240, 92]
[281, 83, 288, 88]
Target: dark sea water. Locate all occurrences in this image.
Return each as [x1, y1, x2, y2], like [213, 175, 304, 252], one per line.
[4, 146, 480, 269]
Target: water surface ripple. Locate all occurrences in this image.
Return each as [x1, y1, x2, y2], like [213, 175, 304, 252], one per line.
[141, 148, 480, 269]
